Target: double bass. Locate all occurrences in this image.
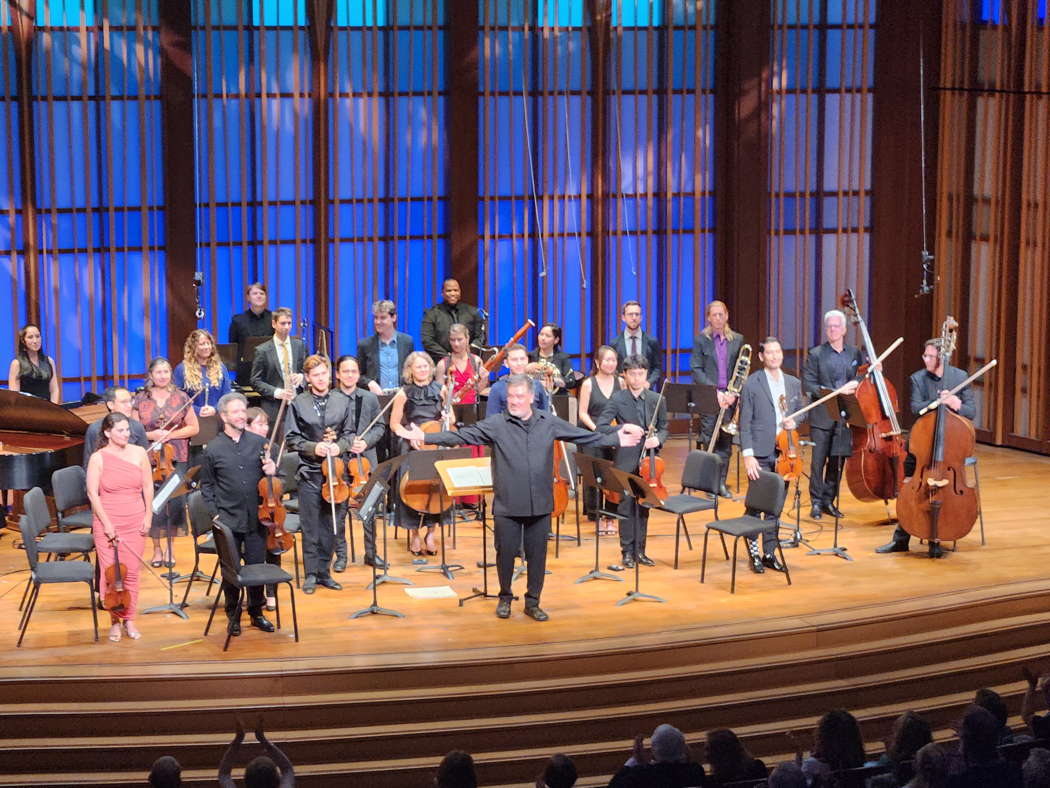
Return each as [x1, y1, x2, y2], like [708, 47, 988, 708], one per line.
[840, 289, 907, 503]
[895, 317, 980, 545]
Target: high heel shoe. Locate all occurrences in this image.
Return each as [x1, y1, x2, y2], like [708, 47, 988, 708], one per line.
[123, 621, 142, 640]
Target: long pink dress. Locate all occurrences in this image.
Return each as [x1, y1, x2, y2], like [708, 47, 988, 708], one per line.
[92, 451, 147, 621]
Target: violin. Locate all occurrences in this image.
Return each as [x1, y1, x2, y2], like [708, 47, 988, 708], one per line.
[637, 381, 669, 501]
[258, 399, 292, 554]
[103, 536, 132, 615]
[775, 394, 804, 482]
[146, 387, 203, 483]
[320, 427, 351, 505]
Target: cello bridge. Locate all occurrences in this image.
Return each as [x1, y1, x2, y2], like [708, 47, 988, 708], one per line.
[925, 477, 950, 489]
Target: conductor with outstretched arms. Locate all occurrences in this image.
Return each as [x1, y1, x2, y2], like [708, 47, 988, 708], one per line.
[403, 373, 642, 621]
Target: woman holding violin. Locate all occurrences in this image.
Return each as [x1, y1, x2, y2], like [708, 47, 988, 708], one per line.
[133, 357, 199, 567]
[284, 355, 357, 594]
[435, 324, 486, 510]
[199, 392, 277, 635]
[173, 328, 232, 418]
[86, 412, 153, 642]
[528, 323, 579, 394]
[577, 345, 622, 535]
[390, 350, 446, 556]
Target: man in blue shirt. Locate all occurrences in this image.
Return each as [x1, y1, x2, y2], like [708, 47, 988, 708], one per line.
[356, 299, 415, 395]
[485, 344, 549, 416]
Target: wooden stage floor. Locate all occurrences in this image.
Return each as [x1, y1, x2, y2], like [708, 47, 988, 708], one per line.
[1, 441, 1048, 674]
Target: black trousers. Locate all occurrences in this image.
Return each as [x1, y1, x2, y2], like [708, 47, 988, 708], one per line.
[298, 473, 348, 579]
[808, 425, 846, 507]
[698, 405, 735, 484]
[889, 451, 920, 547]
[617, 496, 649, 557]
[746, 455, 782, 556]
[494, 514, 550, 608]
[223, 525, 266, 619]
[334, 513, 377, 561]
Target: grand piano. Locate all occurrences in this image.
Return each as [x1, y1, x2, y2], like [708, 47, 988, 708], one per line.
[0, 390, 104, 527]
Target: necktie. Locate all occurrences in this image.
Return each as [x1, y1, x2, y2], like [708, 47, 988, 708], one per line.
[630, 335, 639, 359]
[279, 340, 291, 375]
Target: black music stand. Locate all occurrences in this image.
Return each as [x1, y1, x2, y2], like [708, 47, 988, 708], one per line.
[405, 447, 472, 581]
[780, 439, 815, 550]
[145, 466, 199, 619]
[606, 467, 666, 606]
[806, 392, 863, 562]
[361, 454, 411, 591]
[573, 453, 625, 585]
[351, 455, 407, 619]
[664, 382, 700, 438]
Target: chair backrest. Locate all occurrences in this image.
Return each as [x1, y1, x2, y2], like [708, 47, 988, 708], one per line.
[22, 487, 52, 539]
[19, 515, 39, 571]
[186, 490, 213, 540]
[210, 521, 244, 589]
[681, 450, 722, 496]
[743, 470, 787, 518]
[279, 451, 299, 494]
[52, 465, 89, 512]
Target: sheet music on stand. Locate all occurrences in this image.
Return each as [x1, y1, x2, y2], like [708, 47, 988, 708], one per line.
[444, 462, 492, 490]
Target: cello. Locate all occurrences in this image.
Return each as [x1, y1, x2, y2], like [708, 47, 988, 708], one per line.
[399, 382, 456, 516]
[840, 289, 907, 503]
[895, 317, 980, 547]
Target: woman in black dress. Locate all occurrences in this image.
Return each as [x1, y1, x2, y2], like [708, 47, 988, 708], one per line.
[576, 345, 621, 535]
[7, 324, 59, 403]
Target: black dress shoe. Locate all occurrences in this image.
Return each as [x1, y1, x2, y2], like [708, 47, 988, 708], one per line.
[809, 504, 823, 520]
[718, 484, 734, 499]
[495, 599, 511, 619]
[227, 620, 242, 637]
[302, 575, 317, 594]
[608, 562, 626, 572]
[364, 555, 388, 570]
[875, 540, 909, 554]
[822, 503, 845, 519]
[524, 605, 549, 622]
[637, 554, 656, 567]
[762, 555, 787, 573]
[928, 542, 945, 559]
[332, 557, 347, 573]
[622, 555, 636, 570]
[749, 555, 765, 574]
[250, 614, 275, 633]
[317, 576, 342, 591]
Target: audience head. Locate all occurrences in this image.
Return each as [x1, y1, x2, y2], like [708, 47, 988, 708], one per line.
[243, 755, 279, 788]
[650, 723, 689, 764]
[768, 761, 806, 788]
[973, 687, 1009, 732]
[705, 728, 752, 780]
[911, 742, 950, 788]
[813, 709, 866, 771]
[435, 750, 476, 788]
[535, 753, 577, 788]
[958, 703, 1001, 764]
[887, 710, 933, 763]
[1024, 747, 1050, 788]
[148, 755, 182, 788]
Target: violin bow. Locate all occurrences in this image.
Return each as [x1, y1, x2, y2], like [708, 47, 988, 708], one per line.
[146, 388, 204, 453]
[917, 359, 998, 416]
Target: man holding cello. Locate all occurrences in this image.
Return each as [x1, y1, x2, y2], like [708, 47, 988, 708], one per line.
[199, 392, 277, 637]
[876, 338, 976, 558]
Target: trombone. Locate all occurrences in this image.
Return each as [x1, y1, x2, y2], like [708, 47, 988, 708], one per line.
[707, 344, 752, 453]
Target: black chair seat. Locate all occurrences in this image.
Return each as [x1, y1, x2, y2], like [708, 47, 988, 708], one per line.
[238, 564, 293, 586]
[58, 510, 94, 531]
[35, 561, 95, 584]
[283, 513, 300, 533]
[38, 532, 95, 555]
[706, 515, 773, 539]
[198, 535, 216, 554]
[284, 497, 299, 514]
[659, 494, 716, 516]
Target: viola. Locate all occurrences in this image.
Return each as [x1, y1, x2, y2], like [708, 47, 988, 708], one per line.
[775, 394, 804, 482]
[637, 381, 669, 501]
[103, 537, 132, 615]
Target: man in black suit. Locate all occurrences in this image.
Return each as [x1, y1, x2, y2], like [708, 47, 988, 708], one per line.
[249, 307, 307, 429]
[738, 336, 805, 573]
[802, 309, 864, 520]
[420, 278, 486, 363]
[335, 354, 389, 570]
[596, 355, 668, 570]
[609, 300, 661, 388]
[227, 282, 274, 384]
[690, 299, 746, 497]
[356, 299, 415, 395]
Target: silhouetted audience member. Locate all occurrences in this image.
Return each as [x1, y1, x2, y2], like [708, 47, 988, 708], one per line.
[904, 743, 950, 788]
[436, 750, 477, 788]
[1023, 747, 1050, 788]
[704, 728, 767, 785]
[607, 724, 706, 787]
[974, 687, 1016, 745]
[866, 710, 933, 786]
[768, 761, 806, 788]
[536, 753, 578, 788]
[149, 756, 182, 788]
[218, 721, 294, 788]
[945, 704, 1022, 788]
[1022, 669, 1050, 740]
[802, 709, 867, 784]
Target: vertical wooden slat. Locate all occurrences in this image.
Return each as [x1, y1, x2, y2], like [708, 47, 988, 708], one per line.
[307, 0, 334, 340]
[585, 0, 610, 348]
[10, 0, 38, 326]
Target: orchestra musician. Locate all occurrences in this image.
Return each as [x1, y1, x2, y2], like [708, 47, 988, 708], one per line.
[173, 328, 232, 418]
[357, 299, 415, 396]
[485, 344, 550, 417]
[577, 345, 622, 536]
[250, 307, 307, 429]
[85, 412, 153, 643]
[335, 354, 388, 569]
[403, 373, 643, 621]
[690, 300, 746, 498]
[876, 338, 977, 558]
[199, 392, 277, 637]
[434, 324, 486, 511]
[420, 278, 486, 363]
[609, 301, 661, 389]
[528, 323, 579, 393]
[596, 355, 668, 571]
[8, 324, 59, 403]
[284, 355, 355, 594]
[83, 386, 149, 466]
[227, 282, 274, 383]
[803, 309, 865, 520]
[133, 357, 199, 568]
[739, 337, 804, 574]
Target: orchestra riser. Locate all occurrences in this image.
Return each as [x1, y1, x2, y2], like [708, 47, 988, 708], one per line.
[1, 581, 1048, 786]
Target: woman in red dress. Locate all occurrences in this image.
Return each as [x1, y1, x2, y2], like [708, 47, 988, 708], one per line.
[86, 412, 154, 642]
[435, 323, 487, 509]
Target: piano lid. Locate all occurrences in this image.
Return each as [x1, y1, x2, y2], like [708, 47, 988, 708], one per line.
[0, 389, 90, 436]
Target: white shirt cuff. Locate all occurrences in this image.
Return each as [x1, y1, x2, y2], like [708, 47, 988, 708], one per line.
[742, 448, 755, 457]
